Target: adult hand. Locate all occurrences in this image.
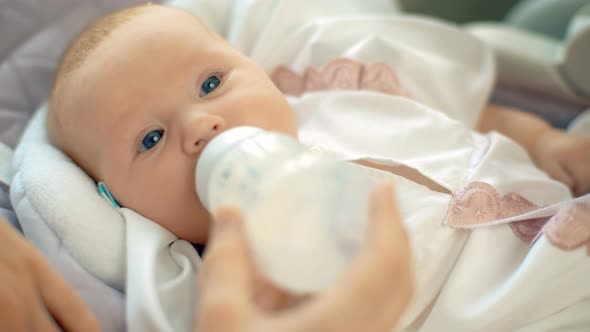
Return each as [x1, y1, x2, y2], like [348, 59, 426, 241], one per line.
[533, 129, 590, 196]
[0, 218, 100, 332]
[195, 182, 413, 332]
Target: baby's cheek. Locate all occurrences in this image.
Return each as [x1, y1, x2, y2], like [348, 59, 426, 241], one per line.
[242, 98, 296, 135]
[163, 194, 211, 243]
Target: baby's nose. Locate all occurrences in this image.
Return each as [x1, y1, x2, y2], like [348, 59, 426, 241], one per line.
[183, 114, 225, 155]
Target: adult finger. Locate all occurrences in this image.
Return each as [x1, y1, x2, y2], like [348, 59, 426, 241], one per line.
[29, 298, 61, 332]
[33, 253, 100, 332]
[0, 286, 29, 331]
[342, 181, 413, 310]
[195, 207, 253, 331]
[252, 272, 306, 312]
[364, 182, 410, 255]
[339, 182, 413, 328]
[286, 183, 413, 332]
[2, 276, 60, 332]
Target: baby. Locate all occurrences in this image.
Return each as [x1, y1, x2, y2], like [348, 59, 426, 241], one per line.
[44, 3, 590, 330]
[48, 4, 298, 244]
[47, 3, 589, 246]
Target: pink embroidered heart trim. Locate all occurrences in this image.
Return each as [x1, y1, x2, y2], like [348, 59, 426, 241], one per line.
[360, 62, 412, 98]
[447, 182, 539, 227]
[449, 182, 590, 255]
[270, 58, 413, 98]
[510, 218, 550, 243]
[535, 202, 590, 254]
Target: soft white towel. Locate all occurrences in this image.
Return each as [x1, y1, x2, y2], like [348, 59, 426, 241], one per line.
[11, 107, 127, 289]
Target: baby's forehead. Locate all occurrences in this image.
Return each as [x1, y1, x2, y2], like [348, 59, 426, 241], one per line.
[113, 6, 215, 42]
[49, 6, 214, 178]
[58, 6, 224, 129]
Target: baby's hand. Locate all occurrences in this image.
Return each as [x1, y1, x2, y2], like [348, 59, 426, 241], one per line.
[533, 129, 590, 196]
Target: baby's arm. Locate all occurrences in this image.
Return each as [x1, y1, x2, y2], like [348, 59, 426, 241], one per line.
[477, 104, 590, 196]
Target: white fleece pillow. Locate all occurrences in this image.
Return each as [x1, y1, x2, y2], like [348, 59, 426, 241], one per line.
[11, 106, 126, 290]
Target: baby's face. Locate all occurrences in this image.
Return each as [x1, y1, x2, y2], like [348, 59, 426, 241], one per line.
[58, 6, 297, 243]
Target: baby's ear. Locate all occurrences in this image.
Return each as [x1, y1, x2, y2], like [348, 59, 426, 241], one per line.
[97, 182, 122, 208]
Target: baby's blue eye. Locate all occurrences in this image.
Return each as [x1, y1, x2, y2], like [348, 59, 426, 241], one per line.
[200, 75, 221, 97]
[139, 129, 164, 152]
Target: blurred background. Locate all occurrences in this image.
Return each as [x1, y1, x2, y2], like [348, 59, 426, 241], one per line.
[402, 0, 590, 128]
[1, 0, 589, 149]
[402, 0, 519, 23]
[402, 0, 589, 40]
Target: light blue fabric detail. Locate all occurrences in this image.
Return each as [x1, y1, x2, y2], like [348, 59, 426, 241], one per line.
[97, 182, 122, 208]
[505, 0, 590, 39]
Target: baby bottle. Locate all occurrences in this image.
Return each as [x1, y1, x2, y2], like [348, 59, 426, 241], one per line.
[196, 126, 384, 293]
